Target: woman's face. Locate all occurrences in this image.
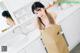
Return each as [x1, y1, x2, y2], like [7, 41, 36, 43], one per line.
[34, 8, 46, 18]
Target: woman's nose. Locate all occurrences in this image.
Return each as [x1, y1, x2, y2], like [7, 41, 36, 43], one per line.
[37, 12, 42, 17]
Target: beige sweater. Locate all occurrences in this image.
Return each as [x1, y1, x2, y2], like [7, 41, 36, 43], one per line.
[41, 24, 69, 53]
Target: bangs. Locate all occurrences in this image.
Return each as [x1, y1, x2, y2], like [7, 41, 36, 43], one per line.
[32, 1, 45, 14]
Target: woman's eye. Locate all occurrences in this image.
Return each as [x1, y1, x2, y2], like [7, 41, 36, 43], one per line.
[37, 9, 41, 11]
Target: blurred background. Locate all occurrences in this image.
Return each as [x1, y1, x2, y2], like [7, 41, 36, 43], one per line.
[0, 0, 80, 53]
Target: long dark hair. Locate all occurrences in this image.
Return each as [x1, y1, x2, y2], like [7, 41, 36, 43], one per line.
[32, 2, 55, 30]
[32, 1, 45, 14]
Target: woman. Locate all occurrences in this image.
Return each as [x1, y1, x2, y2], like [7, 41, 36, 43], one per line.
[2, 11, 15, 26]
[32, 1, 69, 53]
[1, 11, 15, 32]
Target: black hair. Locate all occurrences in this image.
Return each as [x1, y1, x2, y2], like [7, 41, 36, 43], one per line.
[32, 1, 45, 14]
[2, 11, 13, 20]
[2, 11, 11, 18]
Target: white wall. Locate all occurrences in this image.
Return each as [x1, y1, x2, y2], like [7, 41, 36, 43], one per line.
[3, 0, 39, 24]
[59, 8, 80, 50]
[3, 0, 27, 12]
